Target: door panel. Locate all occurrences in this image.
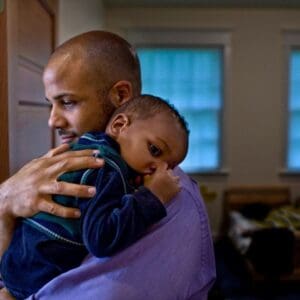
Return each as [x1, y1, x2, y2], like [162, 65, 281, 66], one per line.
[17, 58, 45, 105]
[0, 0, 9, 182]
[18, 0, 52, 66]
[8, 0, 56, 174]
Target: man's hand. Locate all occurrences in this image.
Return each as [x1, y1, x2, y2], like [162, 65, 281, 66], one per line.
[143, 163, 180, 205]
[0, 144, 104, 219]
[0, 144, 104, 257]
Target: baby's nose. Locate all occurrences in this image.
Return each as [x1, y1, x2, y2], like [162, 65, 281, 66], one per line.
[149, 161, 168, 173]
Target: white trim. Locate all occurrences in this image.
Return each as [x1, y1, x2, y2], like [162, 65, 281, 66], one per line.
[126, 28, 231, 46]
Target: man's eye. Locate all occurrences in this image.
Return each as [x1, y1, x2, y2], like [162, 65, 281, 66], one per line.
[62, 100, 75, 108]
[148, 143, 162, 157]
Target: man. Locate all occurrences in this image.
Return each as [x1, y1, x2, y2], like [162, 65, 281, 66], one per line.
[0, 31, 215, 300]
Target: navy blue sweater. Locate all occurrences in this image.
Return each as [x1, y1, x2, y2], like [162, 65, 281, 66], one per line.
[0, 132, 166, 299]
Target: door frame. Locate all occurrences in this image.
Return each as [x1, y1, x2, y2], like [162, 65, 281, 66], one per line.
[0, 0, 9, 182]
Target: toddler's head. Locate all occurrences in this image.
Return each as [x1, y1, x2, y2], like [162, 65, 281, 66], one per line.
[106, 94, 189, 174]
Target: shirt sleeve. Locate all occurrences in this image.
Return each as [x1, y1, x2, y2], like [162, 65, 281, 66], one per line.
[79, 167, 166, 257]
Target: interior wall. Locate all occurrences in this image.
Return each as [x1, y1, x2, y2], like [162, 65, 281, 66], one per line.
[58, 0, 104, 44]
[104, 7, 300, 236]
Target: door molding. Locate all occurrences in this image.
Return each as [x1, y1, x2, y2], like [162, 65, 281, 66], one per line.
[0, 0, 9, 182]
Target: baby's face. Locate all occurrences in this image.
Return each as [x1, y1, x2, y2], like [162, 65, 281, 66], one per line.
[117, 112, 187, 174]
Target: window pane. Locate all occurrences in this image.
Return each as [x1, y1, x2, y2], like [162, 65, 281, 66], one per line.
[137, 48, 223, 172]
[288, 50, 300, 169]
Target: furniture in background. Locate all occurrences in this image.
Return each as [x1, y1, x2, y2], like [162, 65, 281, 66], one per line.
[222, 186, 300, 282]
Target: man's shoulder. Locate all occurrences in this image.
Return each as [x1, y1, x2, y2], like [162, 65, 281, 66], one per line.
[172, 167, 203, 206]
[173, 167, 197, 188]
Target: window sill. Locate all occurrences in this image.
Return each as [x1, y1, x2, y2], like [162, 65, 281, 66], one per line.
[187, 168, 230, 177]
[279, 168, 300, 177]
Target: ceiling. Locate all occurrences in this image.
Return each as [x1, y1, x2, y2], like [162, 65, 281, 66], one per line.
[103, 0, 300, 8]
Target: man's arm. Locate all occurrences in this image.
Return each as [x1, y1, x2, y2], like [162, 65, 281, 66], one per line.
[0, 144, 104, 256]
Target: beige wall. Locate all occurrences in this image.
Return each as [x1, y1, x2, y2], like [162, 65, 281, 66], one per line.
[104, 7, 300, 236]
[58, 0, 104, 44]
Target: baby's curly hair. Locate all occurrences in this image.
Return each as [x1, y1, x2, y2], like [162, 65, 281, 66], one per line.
[112, 94, 189, 160]
[113, 94, 189, 136]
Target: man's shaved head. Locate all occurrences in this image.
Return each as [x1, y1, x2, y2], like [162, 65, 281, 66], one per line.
[47, 31, 141, 96]
[43, 31, 142, 144]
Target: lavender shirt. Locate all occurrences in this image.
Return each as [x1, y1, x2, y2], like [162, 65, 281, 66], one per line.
[26, 168, 216, 300]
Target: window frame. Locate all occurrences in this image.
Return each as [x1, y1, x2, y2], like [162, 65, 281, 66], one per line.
[126, 28, 231, 174]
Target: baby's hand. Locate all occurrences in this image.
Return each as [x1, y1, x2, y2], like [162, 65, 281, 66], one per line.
[143, 163, 180, 205]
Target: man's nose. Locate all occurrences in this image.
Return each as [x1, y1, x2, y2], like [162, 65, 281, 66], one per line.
[48, 107, 66, 129]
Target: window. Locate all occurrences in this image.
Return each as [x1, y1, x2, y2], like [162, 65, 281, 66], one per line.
[287, 49, 300, 170]
[128, 29, 230, 173]
[285, 32, 300, 171]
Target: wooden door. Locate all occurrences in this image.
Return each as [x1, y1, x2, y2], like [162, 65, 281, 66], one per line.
[0, 0, 9, 182]
[7, 0, 57, 174]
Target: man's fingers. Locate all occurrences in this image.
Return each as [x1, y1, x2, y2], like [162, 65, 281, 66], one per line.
[48, 156, 104, 177]
[57, 148, 100, 159]
[40, 181, 96, 198]
[44, 144, 70, 158]
[46, 148, 100, 162]
[38, 181, 98, 217]
[38, 200, 82, 218]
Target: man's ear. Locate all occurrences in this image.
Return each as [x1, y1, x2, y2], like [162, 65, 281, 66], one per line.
[108, 80, 133, 108]
[107, 113, 130, 138]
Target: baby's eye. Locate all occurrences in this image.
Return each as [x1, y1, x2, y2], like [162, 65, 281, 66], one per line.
[148, 143, 162, 157]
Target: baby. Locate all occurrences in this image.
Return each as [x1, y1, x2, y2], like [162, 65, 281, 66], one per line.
[0, 94, 189, 299]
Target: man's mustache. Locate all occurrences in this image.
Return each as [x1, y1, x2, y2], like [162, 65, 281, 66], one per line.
[57, 129, 77, 136]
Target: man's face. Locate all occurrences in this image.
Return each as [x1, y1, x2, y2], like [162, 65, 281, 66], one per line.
[43, 57, 114, 144]
[115, 113, 187, 174]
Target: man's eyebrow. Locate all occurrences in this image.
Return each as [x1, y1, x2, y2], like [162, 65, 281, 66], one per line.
[45, 93, 76, 102]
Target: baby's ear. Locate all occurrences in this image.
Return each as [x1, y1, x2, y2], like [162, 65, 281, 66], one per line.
[107, 113, 130, 138]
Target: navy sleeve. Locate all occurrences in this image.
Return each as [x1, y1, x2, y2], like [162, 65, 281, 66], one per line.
[79, 167, 166, 257]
